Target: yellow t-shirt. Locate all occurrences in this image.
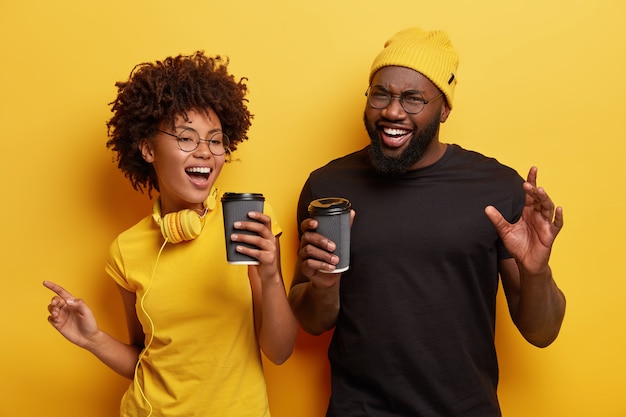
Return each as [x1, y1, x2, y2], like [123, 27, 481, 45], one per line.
[105, 194, 281, 417]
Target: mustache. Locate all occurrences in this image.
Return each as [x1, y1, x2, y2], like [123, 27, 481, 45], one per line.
[363, 111, 441, 175]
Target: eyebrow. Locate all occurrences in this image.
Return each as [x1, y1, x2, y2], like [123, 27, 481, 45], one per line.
[174, 126, 223, 136]
[371, 85, 426, 94]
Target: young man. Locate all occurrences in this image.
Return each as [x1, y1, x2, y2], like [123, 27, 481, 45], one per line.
[289, 28, 566, 417]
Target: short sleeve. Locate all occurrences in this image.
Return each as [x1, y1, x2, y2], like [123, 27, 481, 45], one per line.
[104, 238, 135, 292]
[264, 201, 282, 238]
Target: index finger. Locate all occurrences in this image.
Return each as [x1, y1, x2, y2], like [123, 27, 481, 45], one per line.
[245, 211, 272, 228]
[299, 217, 318, 235]
[525, 166, 538, 186]
[42, 280, 75, 300]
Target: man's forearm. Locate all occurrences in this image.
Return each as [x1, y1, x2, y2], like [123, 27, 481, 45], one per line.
[289, 281, 340, 335]
[515, 267, 566, 347]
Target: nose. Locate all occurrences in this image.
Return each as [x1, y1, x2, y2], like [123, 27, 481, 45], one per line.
[193, 139, 213, 158]
[381, 95, 407, 119]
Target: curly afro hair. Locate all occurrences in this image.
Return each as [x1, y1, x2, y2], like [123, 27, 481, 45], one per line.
[106, 51, 253, 195]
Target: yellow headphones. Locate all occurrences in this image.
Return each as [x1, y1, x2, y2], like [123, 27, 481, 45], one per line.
[152, 188, 218, 243]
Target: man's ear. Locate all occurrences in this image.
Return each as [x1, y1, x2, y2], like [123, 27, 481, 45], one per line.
[139, 138, 155, 163]
[440, 102, 452, 123]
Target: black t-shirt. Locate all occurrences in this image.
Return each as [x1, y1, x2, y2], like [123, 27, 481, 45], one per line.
[297, 144, 525, 417]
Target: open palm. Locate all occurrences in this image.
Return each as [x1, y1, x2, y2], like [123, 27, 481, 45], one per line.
[485, 167, 564, 275]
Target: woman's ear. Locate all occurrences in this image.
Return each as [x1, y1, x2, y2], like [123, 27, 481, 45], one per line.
[139, 138, 155, 163]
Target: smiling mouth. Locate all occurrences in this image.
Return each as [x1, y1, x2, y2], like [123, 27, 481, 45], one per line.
[380, 127, 413, 148]
[383, 127, 412, 138]
[186, 166, 211, 180]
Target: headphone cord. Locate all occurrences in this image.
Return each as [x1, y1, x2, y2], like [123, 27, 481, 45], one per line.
[134, 237, 168, 416]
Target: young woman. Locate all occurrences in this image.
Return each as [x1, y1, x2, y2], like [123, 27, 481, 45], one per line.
[44, 51, 297, 417]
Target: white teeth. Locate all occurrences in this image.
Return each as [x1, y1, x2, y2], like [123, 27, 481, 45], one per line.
[383, 128, 410, 136]
[186, 167, 211, 174]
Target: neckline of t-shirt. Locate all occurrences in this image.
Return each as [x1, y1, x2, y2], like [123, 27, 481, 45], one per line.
[401, 143, 459, 177]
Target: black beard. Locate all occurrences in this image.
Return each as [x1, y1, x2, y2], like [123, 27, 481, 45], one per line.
[365, 112, 441, 176]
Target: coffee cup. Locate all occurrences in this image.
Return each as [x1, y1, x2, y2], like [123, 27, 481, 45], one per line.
[222, 192, 265, 265]
[308, 197, 352, 273]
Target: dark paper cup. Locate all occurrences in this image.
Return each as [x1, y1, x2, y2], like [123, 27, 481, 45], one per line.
[308, 197, 351, 273]
[222, 192, 265, 265]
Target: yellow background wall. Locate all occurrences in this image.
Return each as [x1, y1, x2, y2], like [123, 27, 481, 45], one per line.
[1, 0, 624, 416]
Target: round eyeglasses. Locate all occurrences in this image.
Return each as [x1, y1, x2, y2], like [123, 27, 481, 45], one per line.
[365, 86, 444, 114]
[157, 128, 230, 155]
